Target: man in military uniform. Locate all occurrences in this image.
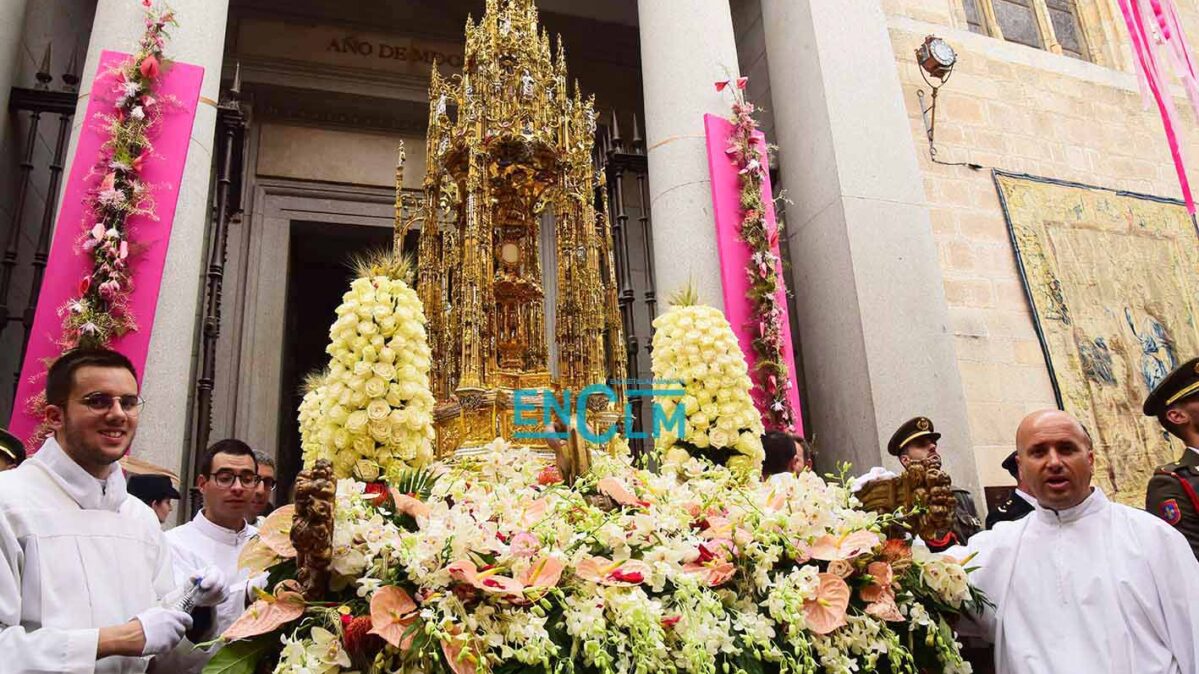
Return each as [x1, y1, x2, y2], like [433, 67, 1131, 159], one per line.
[985, 451, 1034, 529]
[888, 416, 982, 551]
[1144, 356, 1199, 560]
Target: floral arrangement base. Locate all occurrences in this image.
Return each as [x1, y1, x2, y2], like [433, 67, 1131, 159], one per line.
[213, 440, 984, 674]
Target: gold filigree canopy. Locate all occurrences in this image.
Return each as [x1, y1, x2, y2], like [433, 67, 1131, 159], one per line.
[408, 0, 626, 454]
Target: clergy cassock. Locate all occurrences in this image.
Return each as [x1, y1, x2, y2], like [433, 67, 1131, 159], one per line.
[160, 512, 258, 673]
[0, 438, 180, 673]
[953, 488, 1199, 674]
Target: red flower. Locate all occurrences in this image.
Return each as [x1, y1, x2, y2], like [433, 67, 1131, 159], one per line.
[363, 481, 390, 507]
[139, 55, 160, 79]
[142, 0, 151, 6]
[609, 568, 644, 584]
[537, 465, 562, 486]
[78, 276, 91, 295]
[343, 615, 385, 659]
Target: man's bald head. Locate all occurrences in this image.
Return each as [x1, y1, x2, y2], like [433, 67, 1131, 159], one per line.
[1016, 410, 1092, 452]
[1015, 409, 1095, 510]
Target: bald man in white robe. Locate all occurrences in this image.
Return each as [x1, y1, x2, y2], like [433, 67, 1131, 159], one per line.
[952, 410, 1199, 674]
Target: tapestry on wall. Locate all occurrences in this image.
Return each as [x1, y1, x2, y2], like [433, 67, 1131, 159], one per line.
[995, 171, 1199, 506]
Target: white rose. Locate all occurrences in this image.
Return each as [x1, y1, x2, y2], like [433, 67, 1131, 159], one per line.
[709, 428, 731, 449]
[353, 435, 376, 458]
[368, 420, 391, 442]
[364, 377, 388, 399]
[345, 411, 369, 433]
[366, 398, 391, 421]
[372, 362, 397, 381]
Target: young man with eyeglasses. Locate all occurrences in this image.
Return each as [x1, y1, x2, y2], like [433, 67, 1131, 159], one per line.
[0, 348, 226, 673]
[249, 449, 276, 520]
[162, 438, 264, 673]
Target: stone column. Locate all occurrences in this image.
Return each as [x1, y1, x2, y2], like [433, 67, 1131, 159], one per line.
[636, 0, 739, 310]
[65, 0, 230, 476]
[759, 0, 980, 494]
[0, 0, 28, 135]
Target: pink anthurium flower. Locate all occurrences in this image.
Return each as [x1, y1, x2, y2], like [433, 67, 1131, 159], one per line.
[681, 560, 737, 587]
[803, 573, 850, 635]
[368, 585, 419, 649]
[597, 476, 648, 507]
[809, 530, 881, 562]
[441, 629, 481, 674]
[388, 488, 431, 521]
[517, 556, 564, 592]
[257, 504, 297, 558]
[222, 580, 305, 641]
[445, 560, 524, 598]
[575, 556, 651, 587]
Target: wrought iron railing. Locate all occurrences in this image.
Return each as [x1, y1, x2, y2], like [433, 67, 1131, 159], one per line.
[1, 45, 80, 413]
[594, 111, 655, 455]
[184, 68, 248, 518]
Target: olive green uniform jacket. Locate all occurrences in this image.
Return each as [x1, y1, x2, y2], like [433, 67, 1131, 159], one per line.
[1145, 447, 1199, 561]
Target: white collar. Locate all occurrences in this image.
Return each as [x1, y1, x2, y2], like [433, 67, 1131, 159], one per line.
[1188, 447, 1199, 457]
[31, 436, 128, 512]
[191, 509, 255, 545]
[1033, 486, 1107, 524]
[1014, 488, 1036, 505]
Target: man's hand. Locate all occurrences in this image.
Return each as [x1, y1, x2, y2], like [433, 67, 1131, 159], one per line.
[136, 607, 193, 655]
[190, 566, 228, 608]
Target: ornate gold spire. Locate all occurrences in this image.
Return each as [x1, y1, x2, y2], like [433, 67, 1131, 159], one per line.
[412, 0, 625, 454]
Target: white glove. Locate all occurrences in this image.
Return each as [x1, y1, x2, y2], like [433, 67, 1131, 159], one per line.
[136, 606, 193, 655]
[190, 566, 228, 608]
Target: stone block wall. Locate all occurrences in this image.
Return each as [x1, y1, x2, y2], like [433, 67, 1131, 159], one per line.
[883, 0, 1199, 488]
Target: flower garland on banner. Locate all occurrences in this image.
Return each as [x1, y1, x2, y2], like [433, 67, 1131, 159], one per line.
[25, 2, 176, 443]
[214, 445, 987, 674]
[717, 76, 797, 431]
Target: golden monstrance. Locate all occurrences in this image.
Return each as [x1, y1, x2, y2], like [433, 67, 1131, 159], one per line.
[403, 0, 627, 455]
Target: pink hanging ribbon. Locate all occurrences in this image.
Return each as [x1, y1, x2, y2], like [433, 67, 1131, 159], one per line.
[1117, 0, 1199, 215]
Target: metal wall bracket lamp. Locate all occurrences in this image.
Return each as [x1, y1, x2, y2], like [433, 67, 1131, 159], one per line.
[915, 35, 983, 171]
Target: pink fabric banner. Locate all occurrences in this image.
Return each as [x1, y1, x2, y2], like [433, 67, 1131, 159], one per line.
[9, 50, 204, 442]
[1117, 0, 1198, 215]
[704, 113, 804, 436]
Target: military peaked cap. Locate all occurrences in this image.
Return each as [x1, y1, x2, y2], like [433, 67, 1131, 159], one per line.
[887, 416, 941, 457]
[1143, 357, 1199, 416]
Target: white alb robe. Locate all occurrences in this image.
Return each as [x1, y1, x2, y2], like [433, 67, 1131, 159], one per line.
[0, 438, 178, 674]
[955, 488, 1199, 674]
[161, 511, 257, 673]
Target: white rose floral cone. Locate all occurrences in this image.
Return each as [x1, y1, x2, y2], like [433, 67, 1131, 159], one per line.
[651, 284, 765, 476]
[298, 254, 436, 481]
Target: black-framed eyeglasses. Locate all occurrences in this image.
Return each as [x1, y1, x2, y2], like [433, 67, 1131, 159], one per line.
[79, 393, 145, 414]
[260, 477, 277, 492]
[207, 470, 261, 489]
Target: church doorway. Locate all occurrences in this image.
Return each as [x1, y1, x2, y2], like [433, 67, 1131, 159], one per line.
[276, 219, 418, 503]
